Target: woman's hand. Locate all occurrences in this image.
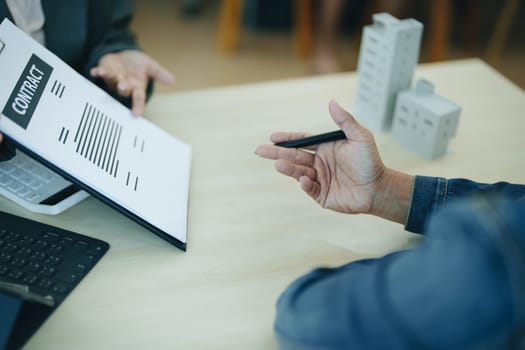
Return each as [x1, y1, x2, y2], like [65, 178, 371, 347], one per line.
[90, 50, 175, 115]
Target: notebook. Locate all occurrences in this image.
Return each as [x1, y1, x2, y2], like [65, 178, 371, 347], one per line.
[0, 19, 192, 250]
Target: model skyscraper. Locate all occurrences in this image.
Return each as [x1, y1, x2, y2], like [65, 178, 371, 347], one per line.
[353, 13, 423, 132]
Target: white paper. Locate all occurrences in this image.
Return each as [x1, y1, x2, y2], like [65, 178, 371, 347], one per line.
[0, 19, 191, 247]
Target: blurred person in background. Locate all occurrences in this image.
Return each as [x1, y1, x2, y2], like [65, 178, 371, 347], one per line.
[256, 100, 525, 349]
[314, 0, 408, 74]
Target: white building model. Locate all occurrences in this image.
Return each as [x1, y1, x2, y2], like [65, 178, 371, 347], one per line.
[353, 13, 423, 132]
[391, 79, 461, 160]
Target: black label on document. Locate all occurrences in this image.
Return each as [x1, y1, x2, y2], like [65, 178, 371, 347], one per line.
[2, 54, 53, 129]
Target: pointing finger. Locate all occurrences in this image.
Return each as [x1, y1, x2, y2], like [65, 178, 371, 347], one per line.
[255, 144, 314, 167]
[131, 86, 146, 116]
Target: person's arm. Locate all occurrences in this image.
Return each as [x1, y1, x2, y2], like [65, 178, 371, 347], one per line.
[275, 195, 525, 349]
[406, 176, 525, 234]
[256, 100, 525, 235]
[256, 100, 414, 224]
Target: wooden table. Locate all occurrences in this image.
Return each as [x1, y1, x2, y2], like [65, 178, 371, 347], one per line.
[2, 59, 524, 350]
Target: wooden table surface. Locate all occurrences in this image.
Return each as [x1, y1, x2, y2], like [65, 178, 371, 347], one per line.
[1, 58, 524, 350]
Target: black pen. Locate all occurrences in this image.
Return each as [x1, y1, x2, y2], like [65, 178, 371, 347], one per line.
[275, 130, 346, 148]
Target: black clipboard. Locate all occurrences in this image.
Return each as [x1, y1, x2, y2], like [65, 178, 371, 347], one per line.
[0, 20, 191, 251]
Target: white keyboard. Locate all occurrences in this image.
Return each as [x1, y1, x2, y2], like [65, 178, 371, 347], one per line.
[0, 150, 89, 214]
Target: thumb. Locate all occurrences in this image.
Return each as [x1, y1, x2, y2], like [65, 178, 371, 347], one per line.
[328, 100, 366, 140]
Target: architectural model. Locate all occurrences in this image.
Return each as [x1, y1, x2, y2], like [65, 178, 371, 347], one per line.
[391, 79, 461, 160]
[353, 13, 423, 132]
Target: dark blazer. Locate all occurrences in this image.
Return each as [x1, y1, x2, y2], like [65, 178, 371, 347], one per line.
[0, 0, 140, 78]
[0, 0, 147, 160]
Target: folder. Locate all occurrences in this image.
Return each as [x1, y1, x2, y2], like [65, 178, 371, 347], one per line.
[0, 19, 191, 250]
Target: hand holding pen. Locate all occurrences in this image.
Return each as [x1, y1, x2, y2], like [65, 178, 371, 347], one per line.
[256, 100, 405, 220]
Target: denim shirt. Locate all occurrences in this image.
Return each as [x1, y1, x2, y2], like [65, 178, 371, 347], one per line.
[275, 176, 525, 350]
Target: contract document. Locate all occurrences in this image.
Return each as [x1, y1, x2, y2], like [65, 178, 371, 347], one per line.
[0, 19, 191, 250]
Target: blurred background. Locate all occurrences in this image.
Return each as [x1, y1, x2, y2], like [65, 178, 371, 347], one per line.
[131, 0, 525, 93]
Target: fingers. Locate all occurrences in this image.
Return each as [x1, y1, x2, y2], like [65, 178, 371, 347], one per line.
[256, 144, 317, 181]
[127, 57, 174, 115]
[90, 66, 106, 78]
[90, 66, 125, 90]
[299, 176, 321, 199]
[328, 99, 368, 141]
[255, 144, 314, 167]
[270, 132, 310, 144]
[146, 60, 175, 85]
[109, 76, 130, 96]
[269, 131, 319, 151]
[274, 159, 317, 181]
[91, 51, 175, 116]
[131, 85, 146, 116]
[0, 133, 3, 143]
[91, 65, 128, 94]
[90, 66, 119, 91]
[91, 64, 147, 115]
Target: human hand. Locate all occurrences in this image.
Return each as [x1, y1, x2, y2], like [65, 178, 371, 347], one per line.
[90, 50, 175, 116]
[256, 100, 386, 215]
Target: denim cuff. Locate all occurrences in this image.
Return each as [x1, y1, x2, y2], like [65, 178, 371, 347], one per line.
[405, 176, 448, 234]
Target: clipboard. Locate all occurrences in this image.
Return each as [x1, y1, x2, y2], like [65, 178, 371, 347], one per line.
[0, 19, 191, 251]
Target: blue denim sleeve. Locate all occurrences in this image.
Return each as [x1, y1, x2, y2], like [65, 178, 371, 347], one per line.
[274, 196, 525, 350]
[405, 176, 525, 234]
